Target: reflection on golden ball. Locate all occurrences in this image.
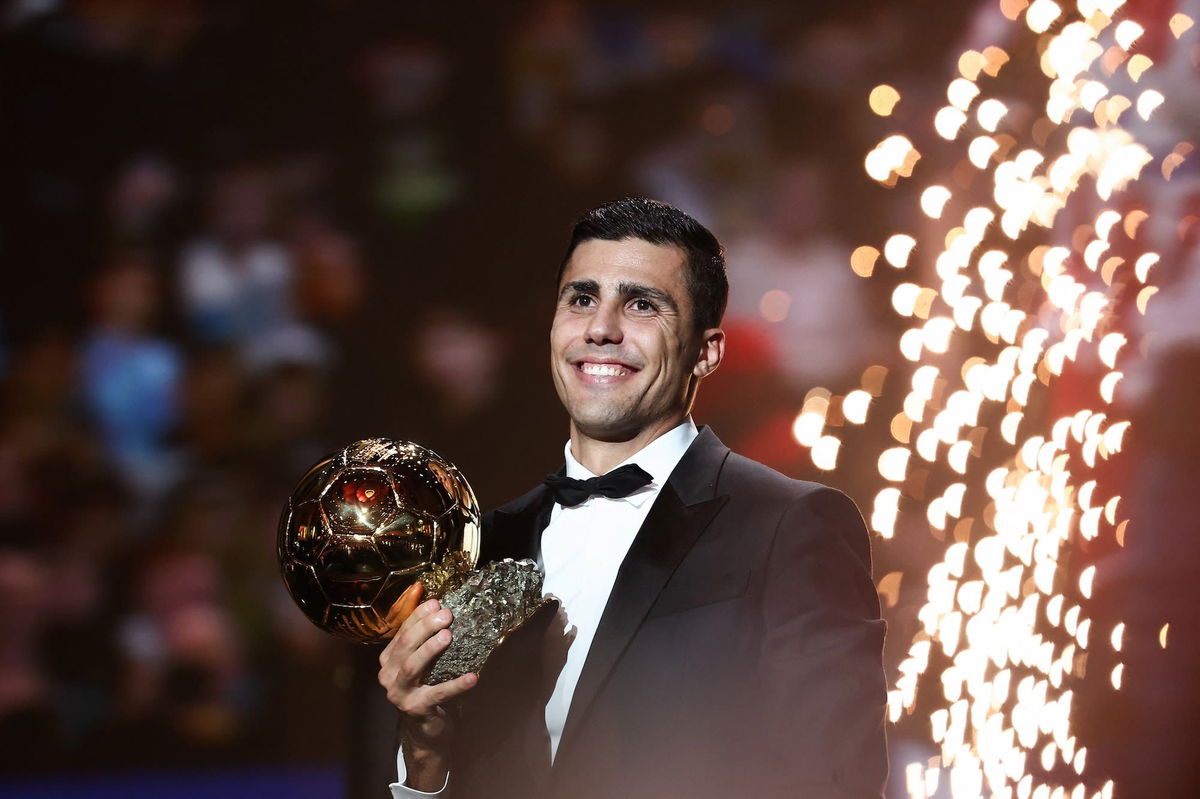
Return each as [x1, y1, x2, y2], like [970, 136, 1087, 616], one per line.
[277, 438, 481, 643]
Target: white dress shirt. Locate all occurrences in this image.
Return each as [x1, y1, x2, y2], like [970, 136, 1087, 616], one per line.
[390, 419, 699, 797]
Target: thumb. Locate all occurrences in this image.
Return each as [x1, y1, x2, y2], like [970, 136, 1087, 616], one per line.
[385, 581, 425, 631]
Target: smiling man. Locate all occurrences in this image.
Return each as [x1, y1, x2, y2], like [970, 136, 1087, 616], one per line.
[378, 198, 888, 799]
[551, 234, 724, 466]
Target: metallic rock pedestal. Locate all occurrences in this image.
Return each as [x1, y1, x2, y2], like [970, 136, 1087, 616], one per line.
[421, 554, 554, 685]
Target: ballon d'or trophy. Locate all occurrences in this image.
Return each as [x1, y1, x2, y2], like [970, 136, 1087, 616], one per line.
[278, 438, 555, 683]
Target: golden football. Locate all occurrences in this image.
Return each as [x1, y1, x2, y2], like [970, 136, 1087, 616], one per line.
[277, 438, 481, 643]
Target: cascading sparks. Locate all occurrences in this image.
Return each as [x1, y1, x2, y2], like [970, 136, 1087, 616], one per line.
[793, 2, 1195, 796]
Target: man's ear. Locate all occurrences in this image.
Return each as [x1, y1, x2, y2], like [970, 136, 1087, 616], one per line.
[693, 327, 725, 379]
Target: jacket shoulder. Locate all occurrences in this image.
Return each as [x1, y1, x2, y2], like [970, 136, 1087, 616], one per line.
[485, 483, 548, 518]
[719, 452, 871, 567]
[720, 451, 854, 510]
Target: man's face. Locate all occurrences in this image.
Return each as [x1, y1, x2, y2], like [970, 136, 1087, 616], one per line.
[550, 238, 717, 444]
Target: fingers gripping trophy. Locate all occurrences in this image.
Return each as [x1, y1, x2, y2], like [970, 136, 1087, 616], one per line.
[277, 438, 556, 683]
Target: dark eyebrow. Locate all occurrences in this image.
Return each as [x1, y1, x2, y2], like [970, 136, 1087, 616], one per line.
[617, 281, 679, 312]
[557, 278, 679, 313]
[559, 279, 599, 300]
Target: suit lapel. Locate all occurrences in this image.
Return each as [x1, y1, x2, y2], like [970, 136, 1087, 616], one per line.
[485, 484, 553, 562]
[552, 427, 730, 765]
[469, 483, 557, 795]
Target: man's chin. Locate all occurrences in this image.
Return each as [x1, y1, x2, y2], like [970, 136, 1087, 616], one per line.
[569, 413, 641, 444]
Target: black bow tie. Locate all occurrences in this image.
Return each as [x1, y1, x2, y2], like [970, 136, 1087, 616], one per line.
[543, 464, 654, 507]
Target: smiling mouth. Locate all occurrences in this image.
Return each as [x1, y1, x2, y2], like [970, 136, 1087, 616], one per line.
[576, 361, 636, 377]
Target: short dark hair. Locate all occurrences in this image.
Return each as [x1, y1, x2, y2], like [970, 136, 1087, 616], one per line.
[557, 197, 728, 331]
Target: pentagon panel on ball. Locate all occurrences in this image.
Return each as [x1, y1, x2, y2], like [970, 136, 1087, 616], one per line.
[277, 438, 482, 643]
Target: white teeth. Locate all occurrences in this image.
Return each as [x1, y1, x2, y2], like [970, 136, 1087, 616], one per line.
[581, 362, 630, 377]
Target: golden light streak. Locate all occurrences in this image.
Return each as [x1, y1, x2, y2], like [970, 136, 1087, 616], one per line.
[947, 441, 972, 474]
[1094, 209, 1121, 240]
[912, 365, 940, 397]
[892, 283, 923, 316]
[811, 435, 841, 470]
[873, 488, 902, 539]
[865, 151, 893, 183]
[862, 364, 888, 396]
[904, 763, 924, 798]
[1002, 0, 1030, 21]
[791, 410, 824, 447]
[1169, 13, 1194, 37]
[922, 317, 956, 353]
[845, 3, 1174, 795]
[927, 497, 948, 531]
[1126, 53, 1153, 81]
[1100, 45, 1127, 76]
[1104, 94, 1132, 125]
[1114, 20, 1144, 50]
[869, 84, 902, 116]
[1159, 623, 1169, 648]
[1001, 412, 1024, 444]
[866, 135, 921, 182]
[1162, 151, 1187, 180]
[843, 390, 872, 425]
[982, 46, 1011, 77]
[948, 78, 981, 111]
[1044, 23, 1103, 82]
[1098, 372, 1121, 402]
[1104, 496, 1120, 524]
[1083, 239, 1108, 270]
[1079, 0, 1127, 17]
[953, 296, 983, 330]
[1134, 252, 1159, 281]
[851, 245, 880, 277]
[1079, 565, 1096, 598]
[900, 329, 925, 361]
[958, 50, 988, 81]
[1135, 89, 1164, 121]
[1136, 285, 1157, 314]
[1027, 0, 1063, 33]
[935, 106, 969, 140]
[1079, 80, 1108, 111]
[1123, 208, 1147, 237]
[879, 447, 912, 482]
[904, 394, 927, 425]
[878, 571, 904, 609]
[917, 428, 940, 461]
[1100, 255, 1123, 284]
[1103, 421, 1130, 453]
[1097, 332, 1125, 367]
[921, 186, 952, 218]
[885, 234, 918, 267]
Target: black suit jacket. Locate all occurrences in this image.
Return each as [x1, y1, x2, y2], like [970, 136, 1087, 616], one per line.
[443, 426, 887, 799]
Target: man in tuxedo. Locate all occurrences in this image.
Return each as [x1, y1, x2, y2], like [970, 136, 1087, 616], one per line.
[378, 198, 887, 798]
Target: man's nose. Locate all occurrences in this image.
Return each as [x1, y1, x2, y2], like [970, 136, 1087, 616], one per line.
[585, 302, 623, 345]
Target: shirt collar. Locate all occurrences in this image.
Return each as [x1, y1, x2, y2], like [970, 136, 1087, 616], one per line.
[561, 418, 699, 508]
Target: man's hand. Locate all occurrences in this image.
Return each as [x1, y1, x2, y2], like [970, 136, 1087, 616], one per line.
[378, 582, 478, 791]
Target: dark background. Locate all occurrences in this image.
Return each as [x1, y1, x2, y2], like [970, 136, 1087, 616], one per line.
[2, 1, 1197, 797]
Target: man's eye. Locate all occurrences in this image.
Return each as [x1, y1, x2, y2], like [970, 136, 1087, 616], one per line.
[570, 294, 594, 307]
[630, 298, 657, 313]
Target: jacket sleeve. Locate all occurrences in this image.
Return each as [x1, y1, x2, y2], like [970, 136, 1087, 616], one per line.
[756, 485, 888, 798]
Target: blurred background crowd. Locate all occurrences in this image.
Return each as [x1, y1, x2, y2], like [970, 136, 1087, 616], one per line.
[2, 0, 1197, 797]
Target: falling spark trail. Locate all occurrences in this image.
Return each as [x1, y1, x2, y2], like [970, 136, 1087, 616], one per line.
[794, 2, 1197, 796]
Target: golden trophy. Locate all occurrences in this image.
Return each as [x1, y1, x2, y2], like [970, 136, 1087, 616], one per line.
[278, 438, 553, 683]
